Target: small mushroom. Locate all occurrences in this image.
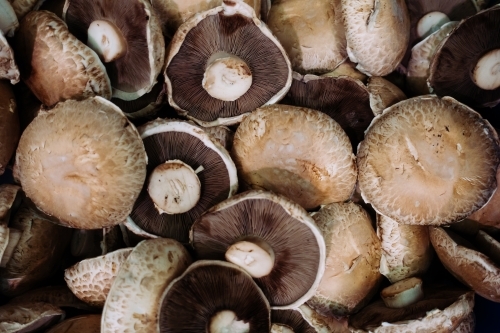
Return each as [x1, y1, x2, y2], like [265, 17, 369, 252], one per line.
[0, 81, 19, 176]
[158, 260, 271, 332]
[0, 302, 64, 333]
[45, 314, 101, 333]
[0, 31, 20, 84]
[190, 190, 326, 309]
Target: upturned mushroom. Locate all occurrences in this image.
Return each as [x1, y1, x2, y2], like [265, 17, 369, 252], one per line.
[0, 301, 65, 333]
[0, 80, 19, 176]
[45, 314, 101, 333]
[165, 0, 292, 126]
[0, 31, 20, 85]
[190, 190, 326, 309]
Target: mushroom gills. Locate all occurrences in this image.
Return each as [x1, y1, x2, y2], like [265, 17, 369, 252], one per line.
[87, 19, 128, 63]
[225, 237, 275, 278]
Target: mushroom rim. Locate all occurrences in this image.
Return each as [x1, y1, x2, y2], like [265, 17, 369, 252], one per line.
[189, 189, 327, 310]
[164, 2, 292, 122]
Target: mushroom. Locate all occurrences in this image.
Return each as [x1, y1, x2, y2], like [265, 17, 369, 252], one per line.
[380, 277, 425, 309]
[0, 184, 23, 268]
[0, 0, 18, 37]
[64, 248, 133, 307]
[101, 238, 192, 333]
[297, 304, 350, 333]
[190, 190, 326, 309]
[266, 0, 347, 74]
[0, 80, 19, 176]
[203, 125, 235, 151]
[9, 0, 42, 20]
[63, 0, 165, 101]
[468, 165, 500, 228]
[340, 0, 410, 76]
[0, 31, 20, 84]
[165, 0, 292, 126]
[0, 302, 64, 333]
[429, 5, 500, 108]
[357, 95, 500, 225]
[126, 118, 238, 243]
[271, 309, 316, 333]
[232, 105, 357, 210]
[377, 214, 433, 283]
[45, 314, 101, 333]
[158, 260, 271, 332]
[10, 285, 95, 311]
[365, 77, 407, 116]
[307, 202, 382, 316]
[13, 97, 147, 229]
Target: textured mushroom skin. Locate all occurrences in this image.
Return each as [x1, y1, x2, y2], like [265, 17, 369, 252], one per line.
[341, 0, 410, 76]
[366, 76, 406, 116]
[468, 166, 500, 228]
[0, 81, 19, 175]
[0, 31, 20, 84]
[10, 0, 39, 19]
[13, 10, 112, 107]
[0, 301, 64, 333]
[45, 314, 101, 333]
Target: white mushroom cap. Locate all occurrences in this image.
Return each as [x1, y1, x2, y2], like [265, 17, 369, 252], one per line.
[0, 302, 64, 333]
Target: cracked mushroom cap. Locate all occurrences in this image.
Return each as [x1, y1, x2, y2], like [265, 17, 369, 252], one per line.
[126, 118, 238, 243]
[0, 31, 20, 84]
[307, 202, 382, 316]
[429, 226, 500, 302]
[101, 238, 192, 333]
[357, 95, 500, 225]
[232, 104, 357, 210]
[190, 190, 326, 309]
[63, 0, 165, 101]
[64, 248, 133, 307]
[341, 0, 410, 76]
[159, 260, 271, 333]
[0, 81, 19, 176]
[267, 0, 347, 74]
[165, 0, 292, 126]
[12, 10, 112, 107]
[0, 301, 65, 333]
[13, 97, 147, 229]
[429, 5, 500, 108]
[46, 314, 101, 333]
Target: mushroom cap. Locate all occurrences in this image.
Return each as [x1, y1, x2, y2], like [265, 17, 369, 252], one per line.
[297, 304, 350, 333]
[232, 104, 357, 210]
[203, 125, 235, 151]
[266, 0, 347, 74]
[64, 248, 133, 307]
[190, 190, 326, 309]
[0, 31, 20, 84]
[101, 238, 192, 333]
[165, 1, 292, 126]
[0, 301, 65, 333]
[0, 0, 18, 37]
[366, 76, 407, 116]
[10, 285, 95, 311]
[126, 118, 238, 242]
[377, 214, 433, 283]
[10, 0, 41, 19]
[468, 165, 500, 228]
[13, 97, 147, 229]
[0, 81, 19, 176]
[63, 0, 165, 101]
[158, 260, 271, 332]
[341, 0, 410, 76]
[271, 309, 316, 333]
[307, 202, 382, 316]
[45, 314, 101, 333]
[12, 10, 112, 107]
[429, 226, 500, 302]
[428, 5, 500, 108]
[357, 95, 500, 225]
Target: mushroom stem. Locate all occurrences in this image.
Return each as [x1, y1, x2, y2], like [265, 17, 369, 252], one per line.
[147, 160, 201, 215]
[225, 238, 275, 278]
[202, 51, 252, 101]
[209, 310, 250, 333]
[417, 12, 450, 39]
[380, 277, 424, 309]
[0, 228, 22, 267]
[87, 20, 127, 63]
[473, 48, 500, 90]
[271, 324, 295, 333]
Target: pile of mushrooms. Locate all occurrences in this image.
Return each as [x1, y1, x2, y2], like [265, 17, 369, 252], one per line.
[0, 0, 500, 332]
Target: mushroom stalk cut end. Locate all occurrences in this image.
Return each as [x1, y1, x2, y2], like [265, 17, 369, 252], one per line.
[225, 239, 275, 278]
[209, 310, 250, 333]
[473, 48, 500, 90]
[87, 19, 128, 63]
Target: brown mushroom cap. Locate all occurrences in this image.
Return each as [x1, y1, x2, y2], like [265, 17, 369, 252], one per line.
[297, 304, 350, 333]
[232, 104, 357, 210]
[13, 97, 147, 229]
[0, 31, 20, 84]
[357, 95, 500, 225]
[10, 0, 40, 19]
[366, 76, 407, 116]
[0, 301, 65, 333]
[468, 165, 500, 228]
[0, 81, 19, 176]
[12, 10, 112, 107]
[45, 314, 101, 333]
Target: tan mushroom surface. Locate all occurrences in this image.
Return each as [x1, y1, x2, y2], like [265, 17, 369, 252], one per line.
[366, 76, 407, 116]
[0, 301, 64, 333]
[468, 165, 500, 228]
[45, 314, 101, 333]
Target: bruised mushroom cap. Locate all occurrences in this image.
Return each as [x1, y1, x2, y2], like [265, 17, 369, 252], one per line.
[349, 288, 474, 333]
[159, 260, 271, 333]
[271, 309, 315, 333]
[0, 0, 18, 37]
[64, 248, 133, 307]
[63, 0, 165, 101]
[190, 190, 326, 309]
[266, 0, 347, 74]
[13, 97, 147, 229]
[357, 95, 500, 226]
[13, 10, 112, 107]
[232, 105, 357, 210]
[307, 202, 382, 316]
[366, 76, 407, 116]
[429, 226, 500, 302]
[429, 5, 500, 108]
[341, 0, 410, 76]
[165, 0, 292, 127]
[101, 238, 192, 333]
[0, 81, 19, 176]
[0, 31, 20, 84]
[46, 314, 101, 333]
[0, 302, 65, 333]
[281, 72, 374, 151]
[377, 214, 433, 283]
[126, 118, 238, 242]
